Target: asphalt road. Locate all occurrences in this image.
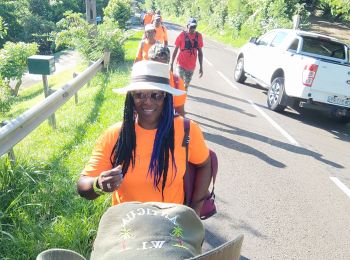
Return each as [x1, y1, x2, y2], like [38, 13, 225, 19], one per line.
[165, 22, 350, 259]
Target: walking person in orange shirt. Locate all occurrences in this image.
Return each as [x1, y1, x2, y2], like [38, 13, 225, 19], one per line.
[142, 10, 154, 26]
[77, 60, 212, 216]
[170, 18, 204, 89]
[148, 44, 186, 116]
[153, 14, 168, 47]
[134, 24, 160, 62]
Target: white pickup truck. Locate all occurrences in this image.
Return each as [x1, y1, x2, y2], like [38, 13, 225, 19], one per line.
[234, 29, 350, 122]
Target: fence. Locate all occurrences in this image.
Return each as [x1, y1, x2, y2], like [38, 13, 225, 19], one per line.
[0, 57, 104, 160]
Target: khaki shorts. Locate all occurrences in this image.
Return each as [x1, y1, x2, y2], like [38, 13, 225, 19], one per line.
[177, 66, 194, 89]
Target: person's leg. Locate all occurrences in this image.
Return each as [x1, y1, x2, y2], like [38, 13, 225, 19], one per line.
[177, 66, 194, 90]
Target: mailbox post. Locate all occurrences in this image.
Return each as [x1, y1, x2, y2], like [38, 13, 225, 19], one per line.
[27, 55, 56, 129]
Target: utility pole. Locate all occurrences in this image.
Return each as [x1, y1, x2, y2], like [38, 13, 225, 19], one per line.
[85, 0, 97, 24]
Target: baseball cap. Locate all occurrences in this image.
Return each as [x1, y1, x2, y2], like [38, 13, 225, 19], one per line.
[90, 202, 205, 260]
[188, 18, 197, 27]
[154, 14, 161, 21]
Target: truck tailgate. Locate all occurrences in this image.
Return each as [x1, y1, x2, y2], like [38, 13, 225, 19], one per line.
[311, 61, 350, 107]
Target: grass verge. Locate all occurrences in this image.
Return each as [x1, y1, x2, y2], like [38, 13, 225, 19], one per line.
[0, 31, 142, 260]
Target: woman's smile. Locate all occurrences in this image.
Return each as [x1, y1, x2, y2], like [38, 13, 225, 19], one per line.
[132, 90, 165, 129]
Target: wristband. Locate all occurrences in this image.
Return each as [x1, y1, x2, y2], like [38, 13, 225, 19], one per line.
[93, 177, 105, 196]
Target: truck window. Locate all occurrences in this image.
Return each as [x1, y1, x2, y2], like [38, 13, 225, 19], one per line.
[288, 39, 299, 52]
[271, 32, 288, 47]
[301, 36, 345, 59]
[257, 31, 276, 46]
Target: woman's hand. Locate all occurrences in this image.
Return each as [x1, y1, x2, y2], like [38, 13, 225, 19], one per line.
[97, 165, 124, 192]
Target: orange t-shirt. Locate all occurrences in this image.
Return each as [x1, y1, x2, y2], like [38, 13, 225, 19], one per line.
[154, 25, 168, 44]
[81, 117, 209, 205]
[135, 40, 157, 61]
[170, 72, 186, 107]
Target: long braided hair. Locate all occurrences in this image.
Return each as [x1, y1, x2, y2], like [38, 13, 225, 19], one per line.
[110, 92, 176, 199]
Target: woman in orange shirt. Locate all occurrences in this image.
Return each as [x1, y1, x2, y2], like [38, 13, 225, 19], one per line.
[77, 60, 212, 216]
[135, 24, 159, 62]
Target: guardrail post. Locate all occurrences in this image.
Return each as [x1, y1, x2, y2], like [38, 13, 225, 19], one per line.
[1, 121, 16, 166]
[73, 72, 79, 104]
[42, 75, 56, 129]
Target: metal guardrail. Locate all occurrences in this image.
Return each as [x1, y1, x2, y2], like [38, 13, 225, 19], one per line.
[0, 58, 104, 157]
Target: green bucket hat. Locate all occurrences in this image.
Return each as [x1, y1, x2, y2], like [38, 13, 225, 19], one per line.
[91, 202, 205, 260]
[148, 43, 170, 63]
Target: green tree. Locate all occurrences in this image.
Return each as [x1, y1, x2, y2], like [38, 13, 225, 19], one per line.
[55, 11, 94, 60]
[22, 14, 56, 54]
[103, 0, 132, 29]
[319, 0, 350, 20]
[0, 1, 26, 46]
[0, 42, 38, 96]
[55, 12, 125, 61]
[0, 16, 7, 40]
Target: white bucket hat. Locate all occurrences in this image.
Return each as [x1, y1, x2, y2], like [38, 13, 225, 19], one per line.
[113, 60, 186, 96]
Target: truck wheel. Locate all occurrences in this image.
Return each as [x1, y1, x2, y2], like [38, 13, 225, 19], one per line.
[234, 57, 247, 83]
[267, 77, 287, 112]
[330, 110, 350, 124]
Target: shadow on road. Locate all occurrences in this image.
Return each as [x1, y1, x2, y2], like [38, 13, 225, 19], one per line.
[188, 94, 256, 118]
[188, 112, 344, 169]
[191, 84, 251, 105]
[281, 107, 350, 142]
[238, 83, 350, 141]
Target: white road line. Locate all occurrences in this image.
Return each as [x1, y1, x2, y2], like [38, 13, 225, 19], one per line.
[204, 57, 213, 67]
[330, 177, 350, 198]
[247, 100, 300, 146]
[217, 71, 239, 90]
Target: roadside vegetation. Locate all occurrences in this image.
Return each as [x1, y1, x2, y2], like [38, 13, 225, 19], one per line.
[140, 0, 350, 47]
[0, 30, 142, 259]
[0, 0, 130, 114]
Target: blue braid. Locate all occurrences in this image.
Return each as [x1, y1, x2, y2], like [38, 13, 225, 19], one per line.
[148, 94, 176, 190]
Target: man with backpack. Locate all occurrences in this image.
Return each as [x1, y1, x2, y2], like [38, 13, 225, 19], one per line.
[170, 18, 204, 89]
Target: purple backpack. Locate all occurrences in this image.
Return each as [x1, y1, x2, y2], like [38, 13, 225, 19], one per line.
[183, 118, 217, 220]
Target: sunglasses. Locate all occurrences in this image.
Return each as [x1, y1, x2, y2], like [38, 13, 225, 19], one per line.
[189, 26, 197, 29]
[132, 91, 166, 102]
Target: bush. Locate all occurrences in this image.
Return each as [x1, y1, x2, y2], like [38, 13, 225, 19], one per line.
[55, 11, 95, 61]
[95, 18, 125, 62]
[55, 12, 125, 62]
[0, 77, 13, 114]
[103, 0, 132, 29]
[0, 41, 38, 96]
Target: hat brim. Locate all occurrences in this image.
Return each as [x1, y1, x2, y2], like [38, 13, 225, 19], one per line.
[188, 23, 197, 27]
[113, 82, 186, 96]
